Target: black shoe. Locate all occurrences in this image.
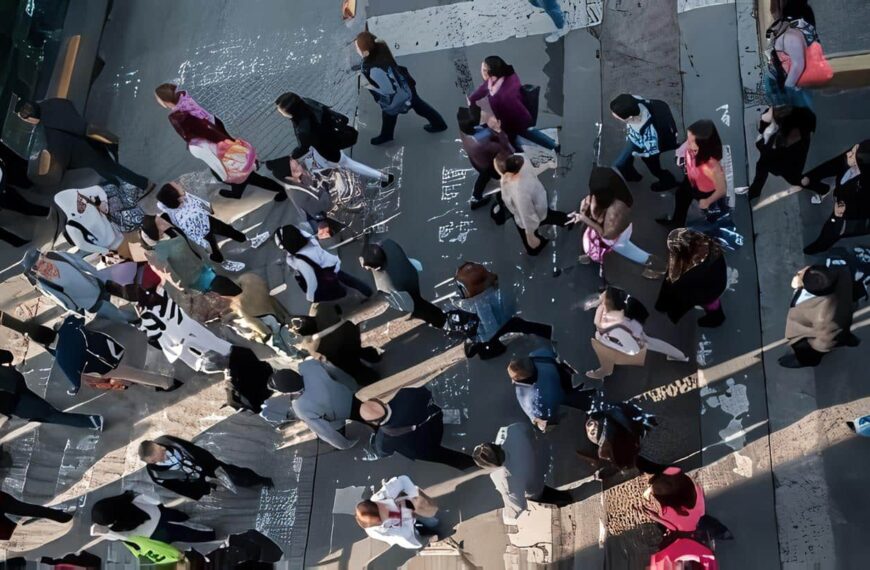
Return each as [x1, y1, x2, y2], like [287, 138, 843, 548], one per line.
[650, 178, 678, 193]
[803, 243, 828, 255]
[470, 196, 491, 210]
[490, 203, 507, 225]
[155, 379, 183, 393]
[210, 252, 224, 264]
[463, 341, 479, 358]
[381, 173, 395, 188]
[778, 354, 807, 368]
[698, 309, 725, 328]
[622, 171, 643, 182]
[371, 134, 393, 146]
[839, 332, 861, 347]
[424, 123, 447, 133]
[274, 191, 288, 202]
[219, 188, 243, 199]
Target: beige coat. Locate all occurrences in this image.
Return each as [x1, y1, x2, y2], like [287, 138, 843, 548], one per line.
[784, 267, 853, 352]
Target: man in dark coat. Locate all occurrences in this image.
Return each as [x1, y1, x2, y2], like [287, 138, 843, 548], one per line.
[15, 98, 150, 190]
[360, 239, 446, 328]
[0, 491, 72, 540]
[780, 265, 859, 368]
[139, 435, 273, 501]
[0, 349, 102, 430]
[360, 387, 475, 470]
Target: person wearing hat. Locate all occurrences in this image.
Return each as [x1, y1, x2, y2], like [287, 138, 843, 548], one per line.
[139, 435, 273, 501]
[21, 248, 138, 325]
[609, 94, 679, 193]
[780, 264, 859, 368]
[359, 239, 446, 329]
[802, 140, 870, 254]
[360, 387, 476, 470]
[260, 365, 363, 450]
[473, 422, 572, 525]
[0, 348, 103, 430]
[15, 98, 151, 190]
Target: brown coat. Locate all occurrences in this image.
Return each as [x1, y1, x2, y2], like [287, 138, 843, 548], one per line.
[784, 267, 853, 352]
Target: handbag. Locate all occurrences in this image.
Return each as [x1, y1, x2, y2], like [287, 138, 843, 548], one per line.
[217, 139, 257, 184]
[520, 84, 540, 126]
[583, 226, 612, 264]
[774, 21, 833, 88]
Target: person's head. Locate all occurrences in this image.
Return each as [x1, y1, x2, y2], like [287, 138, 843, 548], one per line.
[610, 94, 641, 122]
[686, 119, 723, 164]
[360, 398, 389, 425]
[602, 286, 650, 324]
[481, 56, 514, 81]
[289, 158, 307, 182]
[155, 183, 184, 209]
[665, 228, 721, 282]
[288, 315, 319, 336]
[585, 417, 601, 442]
[355, 31, 392, 62]
[773, 0, 815, 24]
[274, 224, 310, 254]
[138, 440, 168, 464]
[588, 166, 618, 210]
[496, 154, 524, 177]
[0, 349, 14, 366]
[796, 265, 836, 295]
[154, 83, 180, 109]
[648, 467, 697, 515]
[507, 357, 535, 385]
[355, 500, 382, 528]
[472, 442, 505, 468]
[15, 100, 40, 124]
[268, 369, 305, 396]
[359, 243, 386, 270]
[275, 92, 305, 120]
[847, 140, 870, 173]
[455, 261, 498, 298]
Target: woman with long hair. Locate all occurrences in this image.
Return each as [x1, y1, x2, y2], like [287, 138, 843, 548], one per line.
[354, 31, 447, 146]
[642, 467, 705, 534]
[655, 229, 727, 328]
[468, 56, 558, 151]
[658, 120, 727, 228]
[586, 287, 689, 380]
[763, 0, 818, 109]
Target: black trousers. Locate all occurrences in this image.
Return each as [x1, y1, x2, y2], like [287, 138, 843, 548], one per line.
[0, 227, 27, 247]
[615, 143, 676, 186]
[13, 388, 95, 428]
[671, 178, 709, 227]
[228, 171, 286, 199]
[0, 184, 49, 217]
[217, 461, 272, 487]
[421, 445, 477, 471]
[473, 167, 500, 200]
[804, 217, 870, 255]
[205, 216, 246, 262]
[789, 338, 827, 367]
[516, 209, 570, 255]
[150, 505, 216, 543]
[748, 154, 803, 199]
[532, 485, 573, 507]
[0, 491, 71, 539]
[473, 316, 553, 360]
[69, 140, 149, 190]
[379, 88, 447, 139]
[411, 293, 447, 328]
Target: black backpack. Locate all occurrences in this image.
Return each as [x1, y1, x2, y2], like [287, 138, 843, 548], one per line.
[303, 97, 358, 150]
[645, 99, 679, 153]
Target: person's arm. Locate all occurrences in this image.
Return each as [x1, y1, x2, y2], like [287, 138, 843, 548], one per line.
[468, 82, 489, 106]
[803, 153, 848, 184]
[782, 30, 806, 89]
[302, 415, 358, 450]
[698, 162, 727, 209]
[382, 475, 419, 500]
[287, 256, 318, 302]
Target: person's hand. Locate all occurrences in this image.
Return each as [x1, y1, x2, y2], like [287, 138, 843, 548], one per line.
[533, 418, 548, 432]
[801, 176, 810, 187]
[834, 201, 846, 217]
[98, 201, 109, 215]
[527, 233, 542, 250]
[566, 212, 583, 225]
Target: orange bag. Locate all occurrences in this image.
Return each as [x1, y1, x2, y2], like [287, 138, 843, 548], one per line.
[780, 41, 833, 87]
[217, 139, 256, 184]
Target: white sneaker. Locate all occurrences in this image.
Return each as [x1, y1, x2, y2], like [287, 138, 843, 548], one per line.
[734, 186, 749, 195]
[221, 260, 246, 272]
[545, 27, 569, 43]
[810, 193, 823, 205]
[249, 231, 270, 249]
[88, 415, 104, 431]
[667, 354, 690, 362]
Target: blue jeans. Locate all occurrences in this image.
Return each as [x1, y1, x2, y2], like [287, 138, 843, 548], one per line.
[514, 128, 557, 151]
[529, 0, 565, 29]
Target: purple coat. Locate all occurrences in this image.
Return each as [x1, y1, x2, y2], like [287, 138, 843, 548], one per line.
[469, 74, 532, 136]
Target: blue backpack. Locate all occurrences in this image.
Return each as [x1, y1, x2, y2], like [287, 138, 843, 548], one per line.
[377, 66, 413, 116]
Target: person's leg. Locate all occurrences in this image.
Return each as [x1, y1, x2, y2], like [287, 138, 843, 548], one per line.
[410, 294, 447, 328]
[542, 209, 570, 228]
[472, 169, 493, 202]
[336, 270, 374, 298]
[499, 316, 553, 340]
[0, 186, 50, 217]
[425, 446, 477, 470]
[204, 229, 224, 263]
[561, 388, 597, 412]
[516, 223, 548, 255]
[349, 397, 364, 423]
[410, 91, 447, 131]
[337, 151, 388, 182]
[1, 494, 72, 523]
[804, 218, 844, 255]
[698, 298, 725, 328]
[93, 300, 137, 324]
[414, 515, 440, 536]
[520, 128, 557, 151]
[532, 485, 573, 506]
[634, 455, 666, 474]
[220, 180, 248, 199]
[613, 143, 642, 182]
[218, 461, 273, 487]
[0, 226, 28, 247]
[587, 338, 617, 379]
[109, 363, 175, 389]
[360, 346, 381, 363]
[644, 336, 688, 361]
[610, 227, 651, 265]
[665, 178, 694, 226]
[747, 156, 771, 200]
[84, 144, 149, 190]
[151, 516, 216, 543]
[13, 389, 96, 428]
[156, 505, 189, 523]
[373, 112, 398, 145]
[245, 172, 287, 196]
[641, 154, 678, 190]
[208, 216, 246, 242]
[782, 338, 826, 367]
[539, 0, 566, 28]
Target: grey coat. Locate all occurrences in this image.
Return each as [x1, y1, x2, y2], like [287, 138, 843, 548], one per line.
[489, 422, 545, 521]
[290, 360, 356, 450]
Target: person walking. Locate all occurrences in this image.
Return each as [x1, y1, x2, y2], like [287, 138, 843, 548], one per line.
[90, 491, 216, 544]
[457, 110, 514, 209]
[763, 0, 819, 109]
[742, 105, 816, 201]
[52, 315, 177, 395]
[275, 224, 373, 304]
[360, 387, 476, 470]
[155, 83, 287, 201]
[354, 31, 447, 146]
[287, 313, 381, 386]
[451, 261, 552, 359]
[155, 183, 267, 270]
[609, 94, 680, 192]
[54, 183, 145, 258]
[655, 229, 728, 328]
[568, 166, 661, 276]
[780, 265, 858, 368]
[0, 158, 50, 247]
[355, 476, 439, 549]
[259, 366, 363, 450]
[528, 0, 569, 43]
[657, 120, 728, 229]
[359, 240, 446, 328]
[0, 491, 72, 540]
[274, 92, 394, 187]
[801, 140, 870, 254]
[508, 347, 595, 432]
[473, 422, 572, 525]
[577, 395, 660, 478]
[139, 435, 273, 500]
[0, 349, 103, 430]
[495, 153, 570, 255]
[585, 287, 689, 380]
[15, 98, 151, 190]
[21, 249, 137, 324]
[468, 56, 557, 151]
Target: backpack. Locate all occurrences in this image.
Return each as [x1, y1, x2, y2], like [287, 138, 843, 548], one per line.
[646, 99, 679, 152]
[377, 66, 413, 116]
[303, 97, 359, 149]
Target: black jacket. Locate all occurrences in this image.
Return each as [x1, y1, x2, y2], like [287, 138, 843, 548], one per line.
[804, 150, 870, 220]
[145, 436, 221, 500]
[0, 365, 25, 414]
[656, 254, 728, 323]
[371, 239, 420, 297]
[289, 99, 344, 163]
[372, 387, 443, 460]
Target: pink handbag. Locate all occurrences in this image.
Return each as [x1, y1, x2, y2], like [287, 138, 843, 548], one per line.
[217, 139, 257, 183]
[583, 226, 612, 264]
